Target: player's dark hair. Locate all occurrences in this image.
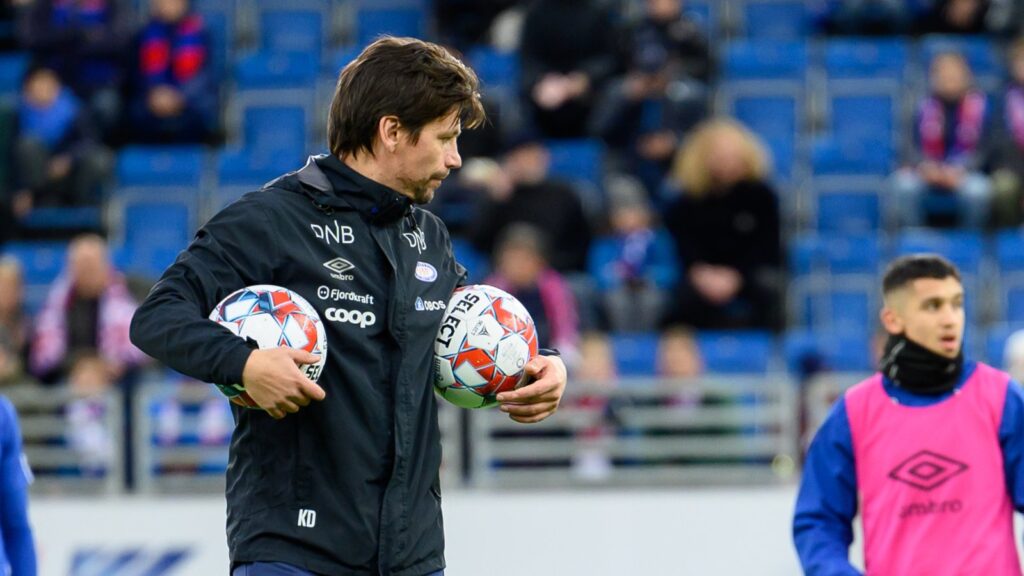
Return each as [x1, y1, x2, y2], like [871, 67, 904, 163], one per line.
[882, 254, 961, 296]
[328, 36, 485, 159]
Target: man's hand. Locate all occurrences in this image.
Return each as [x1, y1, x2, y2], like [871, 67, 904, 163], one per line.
[496, 355, 567, 423]
[242, 348, 326, 419]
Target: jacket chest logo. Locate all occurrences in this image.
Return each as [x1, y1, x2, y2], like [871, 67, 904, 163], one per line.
[323, 257, 355, 281]
[311, 220, 355, 245]
[403, 229, 426, 254]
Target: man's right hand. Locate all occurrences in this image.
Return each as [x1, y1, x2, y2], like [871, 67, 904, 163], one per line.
[241, 348, 326, 419]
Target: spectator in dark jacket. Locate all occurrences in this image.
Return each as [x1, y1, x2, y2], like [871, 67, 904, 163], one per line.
[17, 0, 133, 138]
[126, 0, 217, 144]
[991, 37, 1024, 227]
[662, 118, 783, 330]
[469, 132, 592, 273]
[519, 0, 618, 138]
[13, 66, 112, 215]
[592, 0, 712, 194]
[890, 52, 992, 228]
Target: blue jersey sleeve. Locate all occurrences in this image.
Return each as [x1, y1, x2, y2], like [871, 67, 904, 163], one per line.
[0, 397, 36, 575]
[793, 397, 862, 576]
[999, 380, 1024, 516]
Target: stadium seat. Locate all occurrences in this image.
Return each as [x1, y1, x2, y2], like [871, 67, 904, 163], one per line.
[696, 330, 774, 373]
[723, 40, 807, 81]
[815, 191, 881, 233]
[1, 241, 68, 286]
[829, 93, 895, 149]
[741, 1, 808, 39]
[783, 327, 874, 375]
[996, 230, 1024, 272]
[609, 332, 660, 377]
[450, 237, 489, 284]
[259, 8, 323, 58]
[19, 207, 103, 232]
[790, 232, 881, 277]
[243, 105, 306, 155]
[234, 52, 319, 89]
[810, 138, 891, 177]
[116, 146, 205, 188]
[824, 38, 908, 81]
[683, 0, 716, 37]
[217, 148, 303, 187]
[332, 45, 363, 74]
[0, 52, 28, 102]
[197, 9, 231, 78]
[356, 6, 425, 46]
[893, 229, 984, 279]
[467, 47, 519, 95]
[731, 94, 798, 179]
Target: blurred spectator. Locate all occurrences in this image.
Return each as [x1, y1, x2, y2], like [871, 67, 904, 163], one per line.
[921, 0, 991, 34]
[891, 52, 993, 228]
[991, 37, 1024, 227]
[812, 0, 919, 35]
[30, 234, 146, 385]
[519, 0, 617, 138]
[435, 0, 521, 53]
[657, 326, 703, 378]
[662, 118, 783, 330]
[126, 0, 217, 144]
[484, 224, 581, 369]
[468, 132, 592, 273]
[0, 258, 28, 385]
[16, 0, 133, 138]
[1005, 328, 1024, 382]
[13, 66, 112, 217]
[576, 331, 618, 381]
[588, 175, 678, 332]
[592, 0, 711, 193]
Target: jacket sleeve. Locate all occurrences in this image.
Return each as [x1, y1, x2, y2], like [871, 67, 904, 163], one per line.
[0, 398, 35, 576]
[793, 397, 863, 576]
[999, 380, 1024, 515]
[129, 193, 278, 386]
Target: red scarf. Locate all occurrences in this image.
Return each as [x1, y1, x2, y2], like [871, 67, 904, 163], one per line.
[919, 91, 987, 161]
[1007, 87, 1024, 152]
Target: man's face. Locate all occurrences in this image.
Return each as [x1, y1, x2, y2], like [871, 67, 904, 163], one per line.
[883, 277, 965, 359]
[393, 109, 463, 204]
[931, 56, 971, 102]
[70, 241, 111, 299]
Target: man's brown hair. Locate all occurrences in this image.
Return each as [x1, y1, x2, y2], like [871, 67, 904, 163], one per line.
[328, 36, 485, 159]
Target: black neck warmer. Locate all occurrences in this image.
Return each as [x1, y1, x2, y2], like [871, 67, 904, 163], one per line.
[879, 334, 964, 395]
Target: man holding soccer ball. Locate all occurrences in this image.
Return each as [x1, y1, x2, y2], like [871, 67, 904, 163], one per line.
[130, 37, 567, 576]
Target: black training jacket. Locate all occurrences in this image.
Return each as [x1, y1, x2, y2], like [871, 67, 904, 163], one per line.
[130, 154, 465, 576]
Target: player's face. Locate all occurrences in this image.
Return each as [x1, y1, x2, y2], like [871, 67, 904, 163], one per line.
[889, 277, 965, 359]
[395, 110, 463, 204]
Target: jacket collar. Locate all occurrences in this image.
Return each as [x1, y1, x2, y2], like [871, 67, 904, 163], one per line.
[296, 154, 411, 225]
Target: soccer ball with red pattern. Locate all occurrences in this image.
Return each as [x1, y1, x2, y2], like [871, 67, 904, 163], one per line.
[209, 285, 327, 408]
[433, 285, 538, 409]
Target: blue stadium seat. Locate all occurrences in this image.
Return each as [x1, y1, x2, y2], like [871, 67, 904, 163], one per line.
[784, 327, 873, 375]
[816, 191, 881, 233]
[0, 53, 28, 102]
[356, 6, 425, 46]
[19, 207, 103, 232]
[683, 0, 716, 37]
[197, 10, 231, 78]
[259, 9, 323, 57]
[985, 323, 1024, 369]
[824, 38, 908, 81]
[894, 229, 984, 279]
[696, 330, 774, 373]
[546, 138, 604, 191]
[920, 35, 1003, 87]
[829, 93, 895, 148]
[810, 138, 891, 177]
[243, 105, 306, 155]
[451, 237, 489, 284]
[217, 148, 303, 187]
[790, 232, 881, 277]
[610, 332, 659, 377]
[467, 47, 519, 95]
[996, 231, 1024, 272]
[723, 40, 807, 81]
[120, 199, 192, 279]
[742, 1, 808, 39]
[234, 52, 319, 89]
[116, 146, 205, 188]
[1, 241, 68, 286]
[731, 94, 798, 179]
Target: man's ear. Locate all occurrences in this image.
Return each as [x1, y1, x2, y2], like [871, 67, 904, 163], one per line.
[880, 304, 904, 335]
[378, 115, 402, 153]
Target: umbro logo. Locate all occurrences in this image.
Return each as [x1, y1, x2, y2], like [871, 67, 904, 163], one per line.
[324, 257, 355, 281]
[889, 450, 969, 491]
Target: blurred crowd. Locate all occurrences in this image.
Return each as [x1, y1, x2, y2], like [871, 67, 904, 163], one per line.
[3, 0, 1024, 484]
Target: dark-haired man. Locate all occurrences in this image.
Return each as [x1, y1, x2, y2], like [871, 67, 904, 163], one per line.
[793, 255, 1024, 575]
[130, 37, 567, 576]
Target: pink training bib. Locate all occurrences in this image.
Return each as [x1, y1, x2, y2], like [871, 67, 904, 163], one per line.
[845, 363, 1020, 576]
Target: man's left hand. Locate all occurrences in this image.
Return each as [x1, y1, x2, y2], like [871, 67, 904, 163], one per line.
[496, 355, 567, 423]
